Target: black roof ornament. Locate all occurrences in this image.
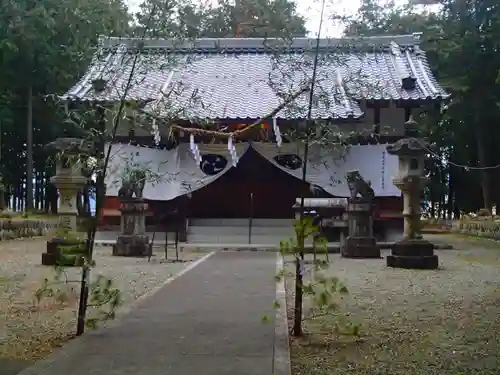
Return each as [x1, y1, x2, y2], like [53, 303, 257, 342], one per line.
[401, 76, 417, 90]
[92, 78, 107, 92]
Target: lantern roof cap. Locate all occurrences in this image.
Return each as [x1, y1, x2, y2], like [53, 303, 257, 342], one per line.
[45, 137, 95, 154]
[386, 137, 428, 156]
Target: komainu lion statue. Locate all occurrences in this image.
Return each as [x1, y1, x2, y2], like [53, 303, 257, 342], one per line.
[118, 169, 146, 199]
[345, 170, 375, 199]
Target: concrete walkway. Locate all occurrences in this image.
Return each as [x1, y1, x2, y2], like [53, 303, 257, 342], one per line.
[18, 251, 281, 375]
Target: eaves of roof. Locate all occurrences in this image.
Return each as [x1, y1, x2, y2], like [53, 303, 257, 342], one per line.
[62, 33, 450, 120]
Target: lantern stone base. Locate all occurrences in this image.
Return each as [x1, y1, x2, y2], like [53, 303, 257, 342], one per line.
[386, 239, 438, 269]
[341, 237, 380, 258]
[112, 235, 151, 257]
[42, 237, 88, 267]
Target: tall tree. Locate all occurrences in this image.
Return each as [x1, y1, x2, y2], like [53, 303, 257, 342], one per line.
[0, 0, 131, 210]
[134, 0, 307, 38]
[436, 0, 500, 211]
[343, 0, 500, 215]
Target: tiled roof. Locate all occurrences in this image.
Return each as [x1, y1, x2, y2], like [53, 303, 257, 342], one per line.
[63, 33, 449, 120]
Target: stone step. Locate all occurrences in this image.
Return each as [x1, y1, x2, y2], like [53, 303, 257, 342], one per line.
[186, 234, 313, 245]
[179, 243, 341, 252]
[188, 218, 294, 227]
[187, 225, 294, 236]
[95, 231, 177, 243]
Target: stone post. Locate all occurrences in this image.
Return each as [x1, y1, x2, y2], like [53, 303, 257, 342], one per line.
[41, 138, 91, 266]
[386, 117, 438, 269]
[113, 198, 150, 257]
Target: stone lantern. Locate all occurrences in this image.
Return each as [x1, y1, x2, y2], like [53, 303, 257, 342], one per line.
[385, 117, 438, 269]
[41, 138, 92, 266]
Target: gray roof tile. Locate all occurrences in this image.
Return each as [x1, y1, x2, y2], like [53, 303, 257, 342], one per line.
[63, 33, 449, 120]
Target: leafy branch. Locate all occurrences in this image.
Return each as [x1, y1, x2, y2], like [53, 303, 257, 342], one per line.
[275, 216, 360, 337]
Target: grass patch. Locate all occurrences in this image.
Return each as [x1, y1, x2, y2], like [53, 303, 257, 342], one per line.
[444, 233, 500, 250]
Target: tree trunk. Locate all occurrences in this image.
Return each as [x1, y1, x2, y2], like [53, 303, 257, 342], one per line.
[44, 179, 50, 213]
[447, 168, 454, 219]
[475, 123, 492, 211]
[26, 86, 34, 211]
[19, 183, 25, 211]
[34, 171, 40, 210]
[51, 188, 58, 214]
[83, 186, 90, 216]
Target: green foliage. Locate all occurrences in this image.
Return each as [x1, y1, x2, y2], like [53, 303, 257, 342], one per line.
[35, 263, 122, 329]
[0, 217, 51, 239]
[0, 0, 131, 203]
[279, 216, 327, 256]
[277, 216, 358, 337]
[342, 0, 500, 216]
[453, 218, 500, 240]
[134, 0, 307, 38]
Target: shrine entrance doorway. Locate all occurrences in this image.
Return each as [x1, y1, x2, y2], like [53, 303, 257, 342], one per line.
[187, 147, 310, 219]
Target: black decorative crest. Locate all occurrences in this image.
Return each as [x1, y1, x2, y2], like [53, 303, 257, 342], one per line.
[200, 154, 228, 175]
[274, 154, 303, 170]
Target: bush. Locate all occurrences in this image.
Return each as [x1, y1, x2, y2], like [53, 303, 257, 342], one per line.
[0, 218, 55, 241]
[452, 218, 500, 240]
[477, 208, 492, 217]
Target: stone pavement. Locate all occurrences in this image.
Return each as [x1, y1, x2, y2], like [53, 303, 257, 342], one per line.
[17, 251, 280, 375]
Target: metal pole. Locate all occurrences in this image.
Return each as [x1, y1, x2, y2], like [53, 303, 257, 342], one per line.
[248, 192, 253, 244]
[164, 217, 168, 261]
[175, 213, 180, 261]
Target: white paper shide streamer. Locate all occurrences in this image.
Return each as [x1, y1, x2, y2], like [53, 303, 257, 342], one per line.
[189, 134, 201, 164]
[151, 119, 161, 145]
[273, 117, 282, 147]
[227, 135, 239, 167]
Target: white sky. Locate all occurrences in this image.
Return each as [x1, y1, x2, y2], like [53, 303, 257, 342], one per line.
[125, 0, 361, 37]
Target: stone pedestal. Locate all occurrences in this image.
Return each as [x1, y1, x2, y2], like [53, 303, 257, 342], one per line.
[341, 198, 380, 258]
[112, 198, 150, 257]
[386, 238, 438, 269]
[42, 138, 89, 266]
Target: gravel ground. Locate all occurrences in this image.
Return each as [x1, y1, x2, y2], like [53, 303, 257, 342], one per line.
[0, 238, 203, 364]
[285, 235, 500, 375]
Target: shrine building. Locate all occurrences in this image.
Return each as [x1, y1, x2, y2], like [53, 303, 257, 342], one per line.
[61, 33, 448, 243]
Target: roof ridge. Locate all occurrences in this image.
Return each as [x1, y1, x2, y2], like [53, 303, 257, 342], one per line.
[97, 33, 422, 51]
